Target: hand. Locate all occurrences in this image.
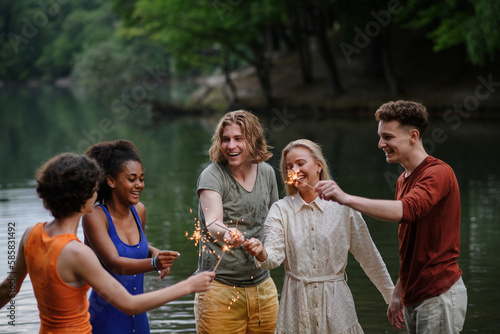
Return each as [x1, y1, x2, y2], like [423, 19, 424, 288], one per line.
[187, 271, 216, 293]
[243, 238, 264, 257]
[387, 282, 405, 330]
[155, 250, 180, 271]
[314, 180, 348, 204]
[223, 228, 244, 247]
[387, 300, 405, 329]
[157, 267, 170, 281]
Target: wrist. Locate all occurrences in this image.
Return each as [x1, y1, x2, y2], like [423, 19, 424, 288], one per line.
[256, 250, 268, 262]
[151, 256, 159, 271]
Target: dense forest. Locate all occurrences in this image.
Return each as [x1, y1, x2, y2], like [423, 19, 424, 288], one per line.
[1, 0, 499, 109]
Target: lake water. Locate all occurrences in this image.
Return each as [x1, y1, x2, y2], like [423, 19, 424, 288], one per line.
[0, 86, 499, 333]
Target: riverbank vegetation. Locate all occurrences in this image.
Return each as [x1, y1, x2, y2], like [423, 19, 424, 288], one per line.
[1, 0, 499, 116]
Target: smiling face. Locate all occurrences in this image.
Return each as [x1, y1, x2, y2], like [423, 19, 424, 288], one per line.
[377, 120, 415, 164]
[107, 160, 144, 205]
[285, 146, 322, 193]
[221, 123, 251, 169]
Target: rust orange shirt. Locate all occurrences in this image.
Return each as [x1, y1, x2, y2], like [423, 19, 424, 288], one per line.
[396, 156, 462, 305]
[24, 223, 91, 333]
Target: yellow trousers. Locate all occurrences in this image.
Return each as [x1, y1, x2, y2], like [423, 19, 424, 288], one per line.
[195, 277, 279, 334]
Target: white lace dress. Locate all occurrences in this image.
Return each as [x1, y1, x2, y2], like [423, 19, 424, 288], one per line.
[256, 193, 394, 334]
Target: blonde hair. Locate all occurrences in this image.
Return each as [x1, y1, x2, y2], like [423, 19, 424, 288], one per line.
[209, 110, 272, 164]
[280, 139, 331, 196]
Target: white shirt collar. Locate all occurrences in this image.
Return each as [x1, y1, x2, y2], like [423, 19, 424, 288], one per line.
[290, 192, 327, 213]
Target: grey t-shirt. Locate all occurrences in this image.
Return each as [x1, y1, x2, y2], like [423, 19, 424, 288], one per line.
[196, 162, 279, 287]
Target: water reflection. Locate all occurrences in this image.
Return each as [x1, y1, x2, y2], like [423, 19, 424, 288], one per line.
[0, 86, 499, 333]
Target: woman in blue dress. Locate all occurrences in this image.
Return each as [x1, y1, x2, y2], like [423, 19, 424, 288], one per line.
[83, 140, 180, 333]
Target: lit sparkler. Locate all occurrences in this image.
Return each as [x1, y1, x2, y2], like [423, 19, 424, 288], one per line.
[286, 169, 315, 189]
[179, 217, 202, 251]
[213, 245, 230, 272]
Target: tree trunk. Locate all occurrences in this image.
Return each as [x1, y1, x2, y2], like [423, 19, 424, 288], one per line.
[222, 51, 238, 105]
[310, 0, 342, 96]
[288, 4, 313, 84]
[380, 30, 400, 97]
[252, 41, 273, 105]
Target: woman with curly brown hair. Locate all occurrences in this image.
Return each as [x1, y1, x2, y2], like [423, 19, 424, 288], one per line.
[194, 110, 279, 333]
[0, 153, 214, 333]
[83, 140, 179, 334]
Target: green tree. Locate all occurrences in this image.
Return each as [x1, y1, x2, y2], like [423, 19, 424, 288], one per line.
[0, 0, 108, 81]
[114, 0, 287, 105]
[400, 0, 500, 66]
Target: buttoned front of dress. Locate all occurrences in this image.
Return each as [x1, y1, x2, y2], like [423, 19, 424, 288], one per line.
[88, 204, 151, 334]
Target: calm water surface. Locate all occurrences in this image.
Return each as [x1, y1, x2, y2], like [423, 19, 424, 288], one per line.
[0, 86, 499, 333]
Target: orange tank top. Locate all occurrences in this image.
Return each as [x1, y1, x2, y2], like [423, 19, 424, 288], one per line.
[24, 223, 91, 333]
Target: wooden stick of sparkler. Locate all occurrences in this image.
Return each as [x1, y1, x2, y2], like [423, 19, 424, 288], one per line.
[213, 245, 230, 272]
[206, 218, 231, 231]
[213, 251, 225, 272]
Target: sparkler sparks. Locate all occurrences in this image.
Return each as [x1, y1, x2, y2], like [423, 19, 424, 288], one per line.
[269, 164, 316, 189]
[213, 245, 230, 272]
[286, 169, 315, 189]
[179, 217, 202, 252]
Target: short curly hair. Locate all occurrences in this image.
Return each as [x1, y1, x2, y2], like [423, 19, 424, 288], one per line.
[85, 140, 142, 204]
[209, 110, 272, 164]
[36, 153, 102, 219]
[374, 100, 429, 138]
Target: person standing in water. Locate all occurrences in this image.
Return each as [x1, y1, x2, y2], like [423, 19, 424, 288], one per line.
[315, 101, 467, 333]
[0, 153, 214, 333]
[194, 110, 279, 333]
[245, 139, 394, 333]
[83, 140, 180, 333]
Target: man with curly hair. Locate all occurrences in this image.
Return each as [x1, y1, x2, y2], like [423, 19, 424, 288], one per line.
[315, 100, 467, 333]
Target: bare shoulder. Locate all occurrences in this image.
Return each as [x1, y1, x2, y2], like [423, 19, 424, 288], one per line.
[17, 224, 37, 251]
[62, 240, 97, 263]
[134, 202, 146, 216]
[22, 224, 37, 240]
[134, 202, 146, 225]
[82, 205, 108, 229]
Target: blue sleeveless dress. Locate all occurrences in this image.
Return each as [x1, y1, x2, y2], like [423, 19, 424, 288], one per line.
[88, 204, 150, 334]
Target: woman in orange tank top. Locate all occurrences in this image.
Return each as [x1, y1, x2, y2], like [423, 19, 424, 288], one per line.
[0, 153, 214, 333]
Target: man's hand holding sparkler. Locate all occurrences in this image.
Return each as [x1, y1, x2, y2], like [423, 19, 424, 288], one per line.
[223, 228, 245, 247]
[316, 180, 403, 223]
[315, 180, 349, 204]
[243, 238, 268, 262]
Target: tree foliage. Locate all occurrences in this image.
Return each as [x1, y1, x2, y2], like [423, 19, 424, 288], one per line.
[0, 0, 498, 101]
[399, 0, 500, 65]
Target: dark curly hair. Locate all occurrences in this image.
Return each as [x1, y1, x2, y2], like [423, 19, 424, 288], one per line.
[36, 153, 102, 219]
[374, 100, 429, 138]
[85, 140, 142, 204]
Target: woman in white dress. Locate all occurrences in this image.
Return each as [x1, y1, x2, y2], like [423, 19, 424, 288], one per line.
[244, 139, 394, 334]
